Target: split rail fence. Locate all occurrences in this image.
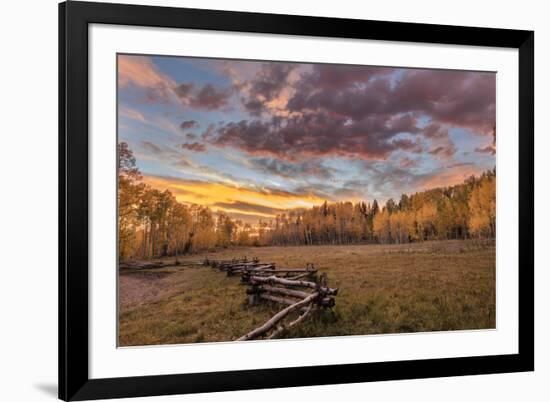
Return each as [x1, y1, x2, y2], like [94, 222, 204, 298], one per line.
[203, 257, 338, 341]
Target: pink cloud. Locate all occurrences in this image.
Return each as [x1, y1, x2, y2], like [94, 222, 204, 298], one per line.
[118, 55, 231, 110]
[118, 55, 175, 102]
[203, 63, 495, 162]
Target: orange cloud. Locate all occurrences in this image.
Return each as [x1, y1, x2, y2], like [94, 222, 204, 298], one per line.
[142, 175, 326, 219]
[418, 164, 483, 190]
[119, 105, 146, 122]
[118, 55, 175, 89]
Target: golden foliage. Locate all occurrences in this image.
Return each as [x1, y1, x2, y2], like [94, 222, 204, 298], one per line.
[118, 142, 497, 258]
[468, 175, 496, 237]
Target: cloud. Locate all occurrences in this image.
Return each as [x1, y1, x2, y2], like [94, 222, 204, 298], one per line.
[350, 159, 486, 202]
[218, 60, 264, 87]
[475, 145, 496, 155]
[418, 123, 457, 160]
[119, 55, 231, 110]
[445, 162, 474, 168]
[239, 63, 299, 116]
[418, 164, 483, 190]
[118, 55, 175, 88]
[475, 126, 496, 155]
[428, 146, 454, 157]
[204, 63, 494, 162]
[391, 70, 496, 135]
[118, 55, 176, 103]
[175, 83, 231, 110]
[249, 63, 296, 100]
[180, 120, 199, 130]
[296, 64, 393, 90]
[141, 140, 163, 155]
[174, 83, 194, 98]
[332, 187, 365, 201]
[206, 111, 422, 161]
[142, 175, 327, 216]
[399, 156, 418, 168]
[137, 140, 239, 185]
[181, 142, 207, 153]
[250, 158, 336, 179]
[123, 56, 495, 164]
[119, 106, 146, 123]
[140, 141, 180, 158]
[212, 201, 286, 217]
[172, 156, 193, 168]
[288, 67, 494, 135]
[343, 170, 416, 200]
[121, 57, 496, 207]
[193, 84, 231, 110]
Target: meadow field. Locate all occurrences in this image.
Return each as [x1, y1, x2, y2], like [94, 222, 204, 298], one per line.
[118, 239, 495, 346]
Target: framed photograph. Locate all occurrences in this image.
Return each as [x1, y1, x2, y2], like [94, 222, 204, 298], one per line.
[59, 1, 534, 400]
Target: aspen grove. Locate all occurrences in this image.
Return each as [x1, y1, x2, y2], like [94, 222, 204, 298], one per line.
[118, 142, 496, 260]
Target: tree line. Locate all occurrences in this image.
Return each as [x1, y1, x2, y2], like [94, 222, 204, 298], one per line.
[264, 170, 495, 247]
[119, 142, 249, 260]
[118, 142, 496, 260]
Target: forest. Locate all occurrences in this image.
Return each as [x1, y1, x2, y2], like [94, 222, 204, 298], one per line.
[118, 142, 496, 260]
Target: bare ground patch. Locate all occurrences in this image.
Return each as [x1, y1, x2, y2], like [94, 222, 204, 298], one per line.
[119, 270, 178, 313]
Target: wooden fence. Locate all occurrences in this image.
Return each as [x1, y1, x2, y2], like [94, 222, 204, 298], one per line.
[203, 257, 338, 341]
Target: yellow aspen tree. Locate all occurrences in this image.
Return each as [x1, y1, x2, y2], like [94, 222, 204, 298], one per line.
[468, 176, 496, 237]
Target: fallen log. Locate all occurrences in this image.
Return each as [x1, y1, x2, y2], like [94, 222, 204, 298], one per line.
[237, 292, 319, 341]
[177, 261, 204, 266]
[203, 258, 236, 265]
[253, 285, 311, 299]
[286, 272, 313, 280]
[229, 264, 275, 272]
[268, 303, 314, 339]
[241, 261, 264, 266]
[251, 268, 316, 274]
[259, 293, 335, 308]
[220, 261, 265, 270]
[243, 270, 317, 282]
[204, 257, 249, 268]
[249, 275, 338, 295]
[227, 265, 276, 277]
[247, 264, 276, 271]
[249, 275, 315, 288]
[119, 260, 165, 270]
[218, 264, 240, 271]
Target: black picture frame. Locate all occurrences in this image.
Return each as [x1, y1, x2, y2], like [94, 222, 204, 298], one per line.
[59, 1, 534, 400]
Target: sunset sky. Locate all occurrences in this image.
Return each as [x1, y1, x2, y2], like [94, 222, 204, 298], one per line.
[118, 54, 496, 223]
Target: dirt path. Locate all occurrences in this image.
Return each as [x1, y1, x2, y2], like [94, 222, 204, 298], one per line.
[119, 271, 178, 313]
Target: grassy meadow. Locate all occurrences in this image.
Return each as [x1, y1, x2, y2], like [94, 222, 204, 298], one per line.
[118, 240, 495, 346]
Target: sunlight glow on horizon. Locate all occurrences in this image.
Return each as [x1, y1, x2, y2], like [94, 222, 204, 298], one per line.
[143, 175, 328, 222]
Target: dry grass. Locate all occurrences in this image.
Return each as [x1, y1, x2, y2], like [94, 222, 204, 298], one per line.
[118, 240, 495, 346]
